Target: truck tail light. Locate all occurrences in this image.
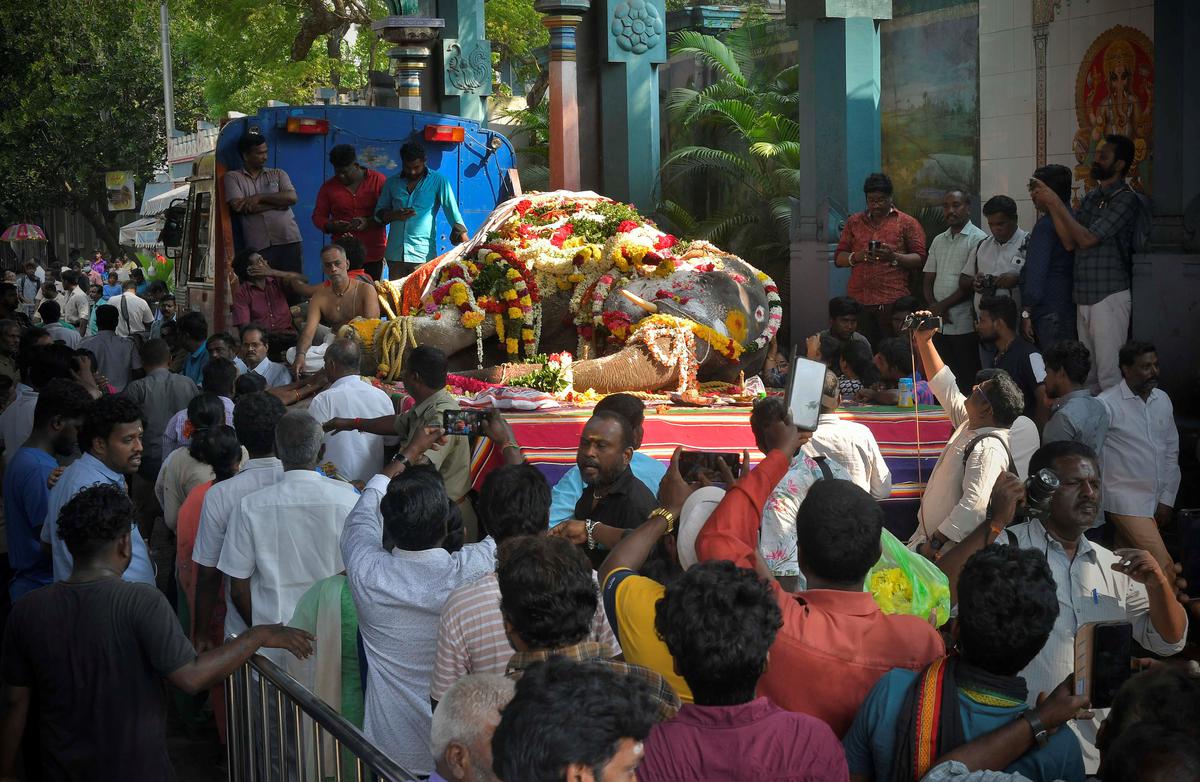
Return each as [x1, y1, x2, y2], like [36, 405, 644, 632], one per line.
[424, 124, 465, 143]
[285, 117, 330, 134]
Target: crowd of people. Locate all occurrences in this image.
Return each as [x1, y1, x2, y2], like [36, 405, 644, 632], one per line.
[0, 129, 1195, 782]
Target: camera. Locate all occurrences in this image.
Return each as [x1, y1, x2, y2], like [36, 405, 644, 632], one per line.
[868, 239, 882, 252]
[1019, 468, 1060, 523]
[900, 313, 942, 332]
[980, 274, 999, 295]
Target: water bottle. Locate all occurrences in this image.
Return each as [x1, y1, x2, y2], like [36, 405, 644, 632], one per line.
[897, 377, 915, 407]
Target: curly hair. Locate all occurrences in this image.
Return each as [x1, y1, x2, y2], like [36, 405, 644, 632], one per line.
[80, 395, 142, 453]
[232, 392, 286, 456]
[497, 535, 596, 650]
[957, 545, 1058, 675]
[654, 561, 781, 705]
[32, 378, 93, 429]
[796, 479, 883, 584]
[57, 483, 136, 560]
[478, 464, 551, 543]
[492, 657, 658, 782]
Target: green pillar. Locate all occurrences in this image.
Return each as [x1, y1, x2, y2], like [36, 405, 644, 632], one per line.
[438, 0, 490, 121]
[599, 0, 667, 211]
[787, 0, 891, 341]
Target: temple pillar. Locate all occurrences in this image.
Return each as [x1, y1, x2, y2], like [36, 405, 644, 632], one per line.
[438, 0, 490, 122]
[786, 0, 892, 342]
[536, 0, 591, 191]
[373, 16, 446, 111]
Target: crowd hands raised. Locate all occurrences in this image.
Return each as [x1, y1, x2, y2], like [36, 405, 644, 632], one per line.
[0, 133, 1195, 782]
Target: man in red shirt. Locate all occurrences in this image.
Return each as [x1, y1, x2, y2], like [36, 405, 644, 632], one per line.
[835, 173, 928, 346]
[694, 416, 943, 737]
[312, 144, 388, 281]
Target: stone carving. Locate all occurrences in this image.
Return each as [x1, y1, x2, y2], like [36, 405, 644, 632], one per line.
[445, 40, 491, 95]
[611, 0, 663, 55]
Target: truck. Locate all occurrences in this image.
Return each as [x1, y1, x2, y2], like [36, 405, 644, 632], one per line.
[168, 104, 517, 329]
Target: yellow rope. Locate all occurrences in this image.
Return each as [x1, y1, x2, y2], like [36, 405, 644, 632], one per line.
[375, 316, 418, 381]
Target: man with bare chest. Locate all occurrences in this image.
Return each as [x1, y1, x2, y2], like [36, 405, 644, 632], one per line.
[292, 245, 380, 377]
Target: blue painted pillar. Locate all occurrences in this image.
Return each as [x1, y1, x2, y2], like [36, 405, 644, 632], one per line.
[787, 0, 891, 342]
[438, 0, 490, 122]
[598, 0, 667, 211]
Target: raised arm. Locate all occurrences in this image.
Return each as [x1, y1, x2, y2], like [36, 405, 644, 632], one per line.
[167, 624, 314, 695]
[598, 448, 693, 586]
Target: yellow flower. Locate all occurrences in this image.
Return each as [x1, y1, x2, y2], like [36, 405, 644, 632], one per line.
[486, 252, 501, 262]
[519, 295, 532, 307]
[508, 307, 523, 319]
[460, 311, 484, 329]
[503, 289, 518, 301]
[505, 338, 519, 354]
[724, 310, 748, 343]
[868, 568, 914, 615]
[449, 282, 469, 307]
[521, 328, 534, 341]
[557, 279, 573, 290]
[494, 314, 505, 341]
[506, 269, 521, 281]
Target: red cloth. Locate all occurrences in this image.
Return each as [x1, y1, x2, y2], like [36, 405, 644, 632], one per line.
[640, 698, 848, 782]
[311, 169, 388, 262]
[694, 450, 944, 737]
[231, 276, 293, 332]
[836, 208, 928, 306]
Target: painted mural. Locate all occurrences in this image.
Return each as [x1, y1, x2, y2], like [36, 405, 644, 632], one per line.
[1073, 25, 1154, 196]
[881, 1, 980, 237]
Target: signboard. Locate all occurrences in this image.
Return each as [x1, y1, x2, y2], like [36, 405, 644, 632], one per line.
[105, 171, 136, 211]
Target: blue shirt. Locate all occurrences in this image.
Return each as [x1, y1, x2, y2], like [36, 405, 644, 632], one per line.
[843, 668, 1085, 782]
[39, 452, 156, 586]
[549, 452, 667, 526]
[3, 447, 57, 600]
[183, 342, 208, 385]
[1021, 214, 1074, 318]
[101, 284, 122, 299]
[375, 169, 466, 263]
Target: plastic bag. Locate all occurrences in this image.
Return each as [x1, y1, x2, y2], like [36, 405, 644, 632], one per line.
[865, 528, 951, 627]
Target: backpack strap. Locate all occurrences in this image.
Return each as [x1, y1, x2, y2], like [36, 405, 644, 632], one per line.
[1005, 529, 1019, 547]
[812, 455, 833, 481]
[961, 431, 1017, 474]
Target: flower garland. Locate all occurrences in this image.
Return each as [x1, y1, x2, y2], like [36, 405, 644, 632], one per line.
[630, 314, 744, 362]
[749, 269, 784, 354]
[627, 318, 697, 394]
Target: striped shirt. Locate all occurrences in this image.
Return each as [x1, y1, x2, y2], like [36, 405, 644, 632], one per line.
[429, 571, 619, 702]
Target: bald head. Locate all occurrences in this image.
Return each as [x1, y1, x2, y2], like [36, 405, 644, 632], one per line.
[325, 337, 361, 379]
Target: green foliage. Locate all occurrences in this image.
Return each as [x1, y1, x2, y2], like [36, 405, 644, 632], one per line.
[499, 97, 550, 192]
[658, 24, 799, 281]
[487, 0, 548, 86]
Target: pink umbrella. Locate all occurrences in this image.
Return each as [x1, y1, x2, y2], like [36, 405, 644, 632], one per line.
[1, 223, 47, 242]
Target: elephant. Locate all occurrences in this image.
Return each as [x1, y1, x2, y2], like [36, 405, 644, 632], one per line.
[372, 192, 783, 395]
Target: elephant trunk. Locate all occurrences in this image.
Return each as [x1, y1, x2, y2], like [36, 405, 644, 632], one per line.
[570, 342, 679, 394]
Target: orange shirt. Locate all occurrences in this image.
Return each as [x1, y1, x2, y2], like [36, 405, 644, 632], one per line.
[836, 208, 928, 306]
[694, 450, 944, 736]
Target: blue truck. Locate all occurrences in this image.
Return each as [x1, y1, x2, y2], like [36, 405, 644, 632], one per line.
[172, 104, 516, 329]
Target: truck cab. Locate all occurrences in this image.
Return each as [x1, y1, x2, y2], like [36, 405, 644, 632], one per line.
[171, 104, 516, 329]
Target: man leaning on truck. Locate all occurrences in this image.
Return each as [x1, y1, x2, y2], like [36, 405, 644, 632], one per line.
[225, 132, 305, 276]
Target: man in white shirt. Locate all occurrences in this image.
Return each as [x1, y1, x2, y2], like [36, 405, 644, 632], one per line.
[961, 195, 1028, 314]
[803, 370, 891, 499]
[936, 440, 1187, 774]
[218, 411, 359, 662]
[307, 338, 397, 484]
[108, 280, 154, 338]
[36, 302, 79, 350]
[906, 316, 1026, 559]
[1099, 341, 1181, 575]
[60, 270, 90, 331]
[341, 438, 496, 776]
[923, 189, 986, 389]
[239, 323, 291, 388]
[191, 392, 287, 649]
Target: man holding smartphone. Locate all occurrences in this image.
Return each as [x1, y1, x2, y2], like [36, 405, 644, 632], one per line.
[935, 440, 1187, 774]
[375, 142, 469, 281]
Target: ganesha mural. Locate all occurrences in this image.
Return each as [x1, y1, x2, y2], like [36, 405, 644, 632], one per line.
[1072, 25, 1154, 197]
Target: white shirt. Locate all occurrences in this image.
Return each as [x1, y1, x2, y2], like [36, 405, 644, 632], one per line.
[108, 291, 154, 337]
[44, 323, 80, 349]
[307, 375, 398, 484]
[341, 475, 496, 776]
[803, 413, 892, 499]
[0, 385, 38, 469]
[967, 228, 1028, 312]
[1008, 415, 1038, 480]
[909, 366, 1012, 547]
[923, 222, 986, 336]
[218, 470, 359, 658]
[62, 287, 90, 325]
[1000, 520, 1186, 772]
[248, 358, 292, 388]
[1098, 381, 1180, 516]
[192, 456, 284, 636]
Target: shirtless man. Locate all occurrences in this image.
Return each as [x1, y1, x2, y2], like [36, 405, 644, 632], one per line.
[292, 244, 379, 377]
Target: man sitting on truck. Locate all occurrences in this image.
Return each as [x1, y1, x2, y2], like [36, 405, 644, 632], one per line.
[224, 132, 304, 275]
[291, 244, 379, 377]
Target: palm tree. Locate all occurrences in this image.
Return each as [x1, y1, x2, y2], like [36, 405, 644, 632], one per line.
[658, 25, 800, 282]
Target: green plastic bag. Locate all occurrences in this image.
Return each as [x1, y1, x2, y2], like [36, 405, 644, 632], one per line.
[864, 528, 951, 627]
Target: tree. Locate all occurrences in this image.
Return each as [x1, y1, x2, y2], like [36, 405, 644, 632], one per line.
[0, 0, 204, 254]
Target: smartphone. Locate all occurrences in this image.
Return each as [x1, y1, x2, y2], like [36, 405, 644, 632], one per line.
[443, 409, 487, 437]
[678, 451, 742, 483]
[1074, 620, 1132, 709]
[785, 352, 826, 432]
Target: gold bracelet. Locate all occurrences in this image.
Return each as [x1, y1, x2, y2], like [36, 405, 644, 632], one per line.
[648, 507, 677, 536]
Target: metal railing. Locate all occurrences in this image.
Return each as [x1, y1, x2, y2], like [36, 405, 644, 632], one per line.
[225, 652, 418, 781]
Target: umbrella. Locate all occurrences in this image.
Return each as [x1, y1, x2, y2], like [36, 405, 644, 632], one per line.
[1, 223, 47, 242]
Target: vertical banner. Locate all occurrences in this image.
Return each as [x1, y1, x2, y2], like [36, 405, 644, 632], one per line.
[105, 171, 137, 211]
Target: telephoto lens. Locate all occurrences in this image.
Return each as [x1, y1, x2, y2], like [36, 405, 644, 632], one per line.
[1021, 468, 1060, 522]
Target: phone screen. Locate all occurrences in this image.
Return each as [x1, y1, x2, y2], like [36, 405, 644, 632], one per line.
[786, 354, 826, 432]
[443, 409, 486, 437]
[678, 451, 741, 484]
[1075, 621, 1132, 710]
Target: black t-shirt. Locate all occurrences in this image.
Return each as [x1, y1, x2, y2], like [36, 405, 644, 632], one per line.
[574, 466, 658, 568]
[993, 337, 1044, 417]
[2, 577, 197, 781]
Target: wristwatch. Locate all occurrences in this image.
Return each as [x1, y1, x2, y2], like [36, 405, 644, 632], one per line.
[648, 507, 677, 536]
[927, 534, 946, 561]
[1021, 309, 1032, 320]
[1021, 709, 1050, 748]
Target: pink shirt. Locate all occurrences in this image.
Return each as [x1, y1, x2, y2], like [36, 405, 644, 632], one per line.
[231, 277, 293, 332]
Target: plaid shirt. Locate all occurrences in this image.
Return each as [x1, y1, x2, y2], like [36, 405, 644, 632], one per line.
[507, 641, 681, 721]
[836, 208, 928, 306]
[1073, 181, 1138, 305]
